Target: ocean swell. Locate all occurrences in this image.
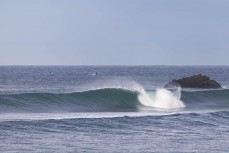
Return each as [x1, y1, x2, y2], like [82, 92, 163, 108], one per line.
[0, 85, 185, 113]
[0, 84, 229, 113]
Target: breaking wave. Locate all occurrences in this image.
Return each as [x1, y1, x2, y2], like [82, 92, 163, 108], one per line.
[0, 86, 184, 113]
[0, 81, 228, 113]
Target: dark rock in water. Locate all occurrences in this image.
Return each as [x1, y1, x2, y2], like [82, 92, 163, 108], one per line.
[164, 74, 222, 88]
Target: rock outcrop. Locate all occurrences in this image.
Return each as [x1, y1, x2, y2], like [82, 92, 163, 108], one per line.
[164, 74, 222, 88]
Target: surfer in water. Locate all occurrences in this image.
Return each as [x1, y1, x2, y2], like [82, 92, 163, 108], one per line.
[92, 72, 98, 76]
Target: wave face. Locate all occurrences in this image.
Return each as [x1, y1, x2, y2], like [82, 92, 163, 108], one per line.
[0, 88, 140, 113]
[181, 89, 229, 110]
[0, 86, 229, 113]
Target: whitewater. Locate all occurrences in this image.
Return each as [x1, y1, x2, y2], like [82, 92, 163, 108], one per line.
[0, 66, 228, 153]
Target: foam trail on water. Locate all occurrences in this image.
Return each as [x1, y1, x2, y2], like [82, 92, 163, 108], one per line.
[138, 87, 185, 109]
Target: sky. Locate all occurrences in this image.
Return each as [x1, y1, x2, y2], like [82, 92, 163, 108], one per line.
[1, 0, 229, 65]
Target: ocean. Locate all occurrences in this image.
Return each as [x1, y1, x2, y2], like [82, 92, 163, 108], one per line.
[0, 66, 228, 153]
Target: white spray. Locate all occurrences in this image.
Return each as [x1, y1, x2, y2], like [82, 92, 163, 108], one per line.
[138, 87, 185, 109]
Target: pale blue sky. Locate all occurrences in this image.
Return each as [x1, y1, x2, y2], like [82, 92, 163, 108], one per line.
[1, 0, 229, 65]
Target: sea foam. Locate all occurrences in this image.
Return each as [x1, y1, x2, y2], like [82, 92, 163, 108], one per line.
[138, 87, 185, 109]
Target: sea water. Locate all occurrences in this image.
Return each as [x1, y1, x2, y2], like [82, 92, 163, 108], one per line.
[0, 66, 228, 152]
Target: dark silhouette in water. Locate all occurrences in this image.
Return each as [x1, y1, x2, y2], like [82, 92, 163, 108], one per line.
[164, 74, 222, 88]
[92, 72, 98, 76]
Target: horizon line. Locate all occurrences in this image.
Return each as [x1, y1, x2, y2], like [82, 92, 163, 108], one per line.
[0, 64, 229, 67]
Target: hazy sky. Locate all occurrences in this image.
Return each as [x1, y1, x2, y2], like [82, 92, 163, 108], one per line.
[1, 0, 229, 65]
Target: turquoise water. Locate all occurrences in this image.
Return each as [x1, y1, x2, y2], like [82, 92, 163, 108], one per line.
[0, 66, 228, 152]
